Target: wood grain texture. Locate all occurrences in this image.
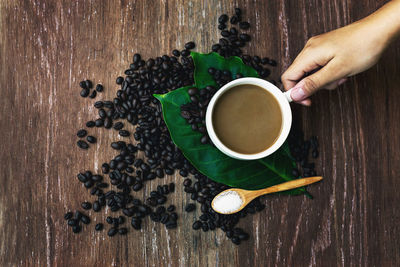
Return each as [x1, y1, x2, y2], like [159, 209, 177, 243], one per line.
[1, 0, 399, 266]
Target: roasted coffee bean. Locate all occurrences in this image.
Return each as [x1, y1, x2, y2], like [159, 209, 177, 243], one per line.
[234, 8, 242, 16]
[185, 41, 195, 50]
[79, 80, 88, 89]
[77, 140, 89, 149]
[113, 122, 124, 130]
[167, 205, 175, 212]
[162, 185, 169, 194]
[68, 219, 78, 226]
[86, 136, 96, 144]
[95, 223, 103, 231]
[183, 178, 192, 187]
[185, 203, 196, 212]
[89, 90, 97, 99]
[80, 88, 90, 97]
[81, 202, 92, 210]
[107, 227, 118, 237]
[181, 49, 190, 57]
[218, 24, 226, 30]
[95, 119, 104, 127]
[72, 225, 82, 233]
[77, 129, 87, 138]
[131, 218, 141, 230]
[119, 130, 130, 137]
[64, 212, 73, 220]
[179, 169, 188, 177]
[116, 76, 124, 84]
[95, 84, 104, 92]
[232, 236, 241, 245]
[192, 220, 202, 230]
[221, 30, 230, 37]
[230, 15, 239, 24]
[86, 120, 95, 128]
[239, 21, 250, 30]
[101, 163, 110, 174]
[188, 87, 198, 96]
[81, 215, 90, 224]
[118, 228, 128, 235]
[92, 201, 100, 212]
[218, 14, 228, 23]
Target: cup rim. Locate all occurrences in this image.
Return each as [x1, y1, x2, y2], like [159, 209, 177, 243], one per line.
[205, 77, 292, 160]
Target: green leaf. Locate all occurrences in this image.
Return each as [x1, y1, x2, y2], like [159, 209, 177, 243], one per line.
[191, 52, 259, 88]
[154, 52, 307, 194]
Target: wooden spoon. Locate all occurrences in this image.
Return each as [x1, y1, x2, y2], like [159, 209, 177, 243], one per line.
[211, 176, 323, 214]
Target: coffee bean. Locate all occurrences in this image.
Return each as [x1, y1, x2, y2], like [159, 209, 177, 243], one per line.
[86, 121, 95, 128]
[232, 236, 241, 245]
[167, 205, 175, 212]
[80, 88, 90, 97]
[184, 41, 195, 50]
[116, 76, 124, 85]
[64, 212, 73, 220]
[86, 136, 96, 144]
[119, 130, 130, 137]
[239, 21, 250, 30]
[72, 225, 81, 233]
[77, 140, 89, 149]
[95, 119, 104, 127]
[93, 201, 100, 212]
[68, 219, 78, 226]
[185, 203, 196, 212]
[101, 163, 110, 174]
[230, 15, 239, 24]
[95, 84, 104, 92]
[77, 129, 87, 138]
[89, 90, 97, 99]
[181, 49, 190, 57]
[81, 215, 90, 224]
[218, 14, 228, 23]
[95, 223, 103, 231]
[81, 202, 92, 210]
[79, 80, 87, 89]
[107, 227, 118, 237]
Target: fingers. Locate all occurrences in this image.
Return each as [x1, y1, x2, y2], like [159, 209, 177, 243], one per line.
[289, 60, 347, 102]
[281, 46, 332, 91]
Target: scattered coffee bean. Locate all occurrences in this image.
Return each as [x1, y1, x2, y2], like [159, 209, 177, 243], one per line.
[95, 223, 103, 231]
[86, 136, 97, 144]
[77, 140, 89, 149]
[77, 129, 87, 138]
[95, 84, 104, 92]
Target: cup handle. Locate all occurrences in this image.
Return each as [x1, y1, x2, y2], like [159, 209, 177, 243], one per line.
[283, 89, 293, 102]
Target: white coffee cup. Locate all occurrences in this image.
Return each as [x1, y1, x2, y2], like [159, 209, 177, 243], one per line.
[205, 77, 294, 160]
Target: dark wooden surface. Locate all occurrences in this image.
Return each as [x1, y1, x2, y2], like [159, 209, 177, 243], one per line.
[1, 0, 400, 266]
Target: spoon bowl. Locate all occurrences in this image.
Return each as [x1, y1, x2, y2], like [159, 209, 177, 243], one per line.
[211, 176, 323, 214]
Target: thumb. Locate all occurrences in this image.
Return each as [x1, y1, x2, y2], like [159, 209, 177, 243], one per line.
[290, 61, 344, 101]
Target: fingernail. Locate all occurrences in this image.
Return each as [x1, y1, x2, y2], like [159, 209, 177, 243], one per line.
[290, 87, 306, 101]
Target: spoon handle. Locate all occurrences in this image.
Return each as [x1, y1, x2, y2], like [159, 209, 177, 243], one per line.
[256, 176, 323, 196]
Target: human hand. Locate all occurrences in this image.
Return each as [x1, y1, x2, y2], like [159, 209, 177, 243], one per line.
[281, 0, 400, 106]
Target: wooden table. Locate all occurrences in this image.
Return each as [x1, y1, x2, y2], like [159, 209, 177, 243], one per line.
[1, 0, 399, 266]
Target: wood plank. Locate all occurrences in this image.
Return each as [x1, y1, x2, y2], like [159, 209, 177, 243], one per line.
[0, 0, 399, 266]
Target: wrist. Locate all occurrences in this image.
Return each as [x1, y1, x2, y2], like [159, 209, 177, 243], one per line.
[365, 0, 400, 47]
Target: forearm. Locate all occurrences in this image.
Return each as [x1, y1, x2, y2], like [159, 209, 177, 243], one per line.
[360, 0, 400, 47]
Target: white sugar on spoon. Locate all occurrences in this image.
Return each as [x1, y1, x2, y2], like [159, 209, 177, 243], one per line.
[211, 176, 323, 214]
[212, 190, 244, 214]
